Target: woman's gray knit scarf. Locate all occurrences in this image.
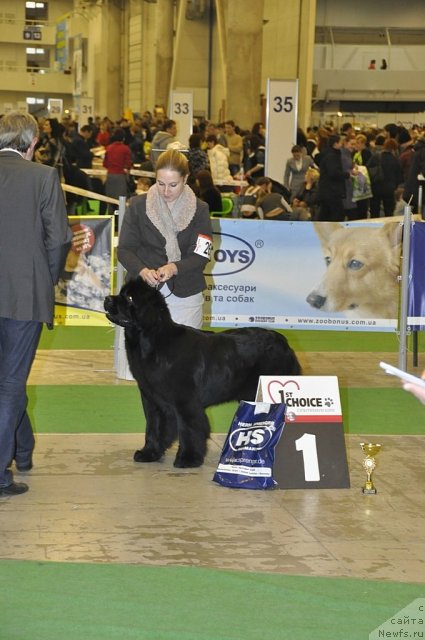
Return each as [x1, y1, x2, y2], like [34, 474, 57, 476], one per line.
[146, 183, 197, 262]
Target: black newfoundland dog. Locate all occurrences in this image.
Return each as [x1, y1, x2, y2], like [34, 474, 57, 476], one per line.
[104, 277, 301, 468]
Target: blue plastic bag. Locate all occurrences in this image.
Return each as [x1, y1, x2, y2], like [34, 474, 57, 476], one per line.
[213, 401, 286, 489]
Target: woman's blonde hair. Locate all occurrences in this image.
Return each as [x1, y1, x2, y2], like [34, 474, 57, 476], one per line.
[156, 149, 189, 177]
[305, 166, 320, 182]
[356, 134, 367, 145]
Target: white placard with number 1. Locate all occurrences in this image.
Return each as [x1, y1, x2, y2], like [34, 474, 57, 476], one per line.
[256, 375, 350, 489]
[265, 78, 298, 185]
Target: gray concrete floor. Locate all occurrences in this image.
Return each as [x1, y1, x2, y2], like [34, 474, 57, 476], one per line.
[1, 432, 424, 583]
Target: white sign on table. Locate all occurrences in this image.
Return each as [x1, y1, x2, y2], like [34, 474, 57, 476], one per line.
[256, 375, 350, 489]
[265, 79, 298, 184]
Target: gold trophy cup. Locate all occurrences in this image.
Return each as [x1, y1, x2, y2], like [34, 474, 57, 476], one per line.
[360, 442, 382, 494]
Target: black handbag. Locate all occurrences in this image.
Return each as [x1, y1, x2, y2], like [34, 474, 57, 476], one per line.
[367, 155, 384, 184]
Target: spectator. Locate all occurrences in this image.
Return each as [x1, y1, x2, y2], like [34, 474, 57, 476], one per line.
[296, 127, 308, 152]
[103, 127, 132, 208]
[284, 144, 314, 199]
[292, 167, 320, 220]
[151, 119, 178, 165]
[34, 117, 67, 180]
[239, 183, 262, 219]
[353, 134, 372, 166]
[341, 122, 354, 137]
[224, 120, 243, 175]
[188, 133, 210, 184]
[69, 124, 94, 169]
[0, 112, 71, 496]
[243, 134, 265, 183]
[403, 136, 425, 213]
[206, 134, 233, 188]
[255, 177, 296, 220]
[384, 123, 398, 140]
[353, 134, 372, 218]
[340, 135, 358, 220]
[317, 134, 348, 222]
[216, 123, 227, 147]
[129, 121, 147, 165]
[312, 128, 330, 167]
[251, 122, 266, 145]
[196, 169, 222, 213]
[119, 118, 135, 146]
[367, 138, 403, 217]
[373, 134, 386, 153]
[398, 129, 415, 183]
[96, 118, 112, 147]
[306, 127, 318, 158]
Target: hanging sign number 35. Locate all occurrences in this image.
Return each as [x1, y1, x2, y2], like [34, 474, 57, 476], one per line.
[273, 95, 294, 113]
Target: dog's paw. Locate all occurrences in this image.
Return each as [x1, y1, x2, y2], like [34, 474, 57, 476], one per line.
[173, 453, 204, 468]
[133, 448, 162, 463]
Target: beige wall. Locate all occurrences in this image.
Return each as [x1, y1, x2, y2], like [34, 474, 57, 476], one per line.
[75, 0, 316, 128]
[77, 0, 124, 121]
[224, 0, 264, 129]
[262, 0, 316, 131]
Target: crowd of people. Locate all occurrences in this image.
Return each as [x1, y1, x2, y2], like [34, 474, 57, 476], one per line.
[25, 109, 425, 222]
[277, 121, 424, 222]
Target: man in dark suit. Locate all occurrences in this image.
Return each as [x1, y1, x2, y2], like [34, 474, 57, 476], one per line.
[317, 134, 349, 222]
[0, 112, 72, 496]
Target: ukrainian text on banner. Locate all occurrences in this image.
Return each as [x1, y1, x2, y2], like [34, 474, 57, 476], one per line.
[54, 215, 114, 326]
[204, 219, 401, 331]
[407, 220, 425, 329]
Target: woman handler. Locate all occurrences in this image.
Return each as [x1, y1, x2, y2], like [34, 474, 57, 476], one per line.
[117, 149, 213, 328]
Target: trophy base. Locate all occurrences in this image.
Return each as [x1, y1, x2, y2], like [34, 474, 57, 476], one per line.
[362, 486, 377, 495]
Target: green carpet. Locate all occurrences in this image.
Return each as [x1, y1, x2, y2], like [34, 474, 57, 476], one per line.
[1, 560, 422, 640]
[39, 325, 116, 350]
[12, 329, 425, 639]
[28, 385, 425, 435]
[39, 325, 424, 353]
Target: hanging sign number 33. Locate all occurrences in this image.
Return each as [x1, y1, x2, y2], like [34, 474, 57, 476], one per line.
[173, 102, 189, 115]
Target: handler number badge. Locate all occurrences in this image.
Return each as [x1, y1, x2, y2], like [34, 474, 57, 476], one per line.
[194, 234, 213, 260]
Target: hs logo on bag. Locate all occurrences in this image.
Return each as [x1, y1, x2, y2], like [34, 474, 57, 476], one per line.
[230, 422, 276, 451]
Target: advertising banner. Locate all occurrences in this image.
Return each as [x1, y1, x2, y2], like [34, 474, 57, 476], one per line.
[204, 219, 401, 331]
[407, 221, 425, 329]
[55, 19, 68, 71]
[54, 216, 114, 326]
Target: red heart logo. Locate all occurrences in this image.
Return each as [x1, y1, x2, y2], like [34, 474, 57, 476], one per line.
[267, 379, 300, 403]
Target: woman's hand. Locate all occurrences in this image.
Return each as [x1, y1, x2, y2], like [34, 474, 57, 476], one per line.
[404, 370, 425, 405]
[156, 263, 178, 283]
[140, 267, 160, 287]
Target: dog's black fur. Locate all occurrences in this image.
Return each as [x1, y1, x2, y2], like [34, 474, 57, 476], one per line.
[104, 277, 301, 468]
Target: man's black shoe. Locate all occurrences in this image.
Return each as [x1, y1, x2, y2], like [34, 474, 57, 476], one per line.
[0, 482, 29, 496]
